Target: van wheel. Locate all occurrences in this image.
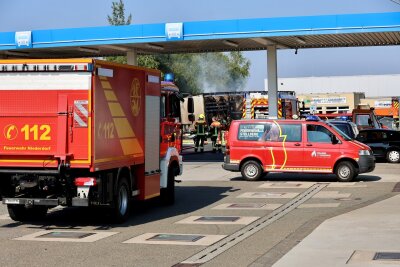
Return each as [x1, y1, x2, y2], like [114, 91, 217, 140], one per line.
[335, 161, 356, 182]
[112, 177, 131, 223]
[160, 167, 175, 205]
[241, 160, 263, 181]
[386, 150, 400, 163]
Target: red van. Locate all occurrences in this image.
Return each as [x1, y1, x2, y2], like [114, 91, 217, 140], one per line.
[222, 118, 375, 182]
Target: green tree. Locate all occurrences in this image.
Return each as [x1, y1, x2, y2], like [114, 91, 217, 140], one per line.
[107, 0, 131, 25]
[106, 0, 157, 66]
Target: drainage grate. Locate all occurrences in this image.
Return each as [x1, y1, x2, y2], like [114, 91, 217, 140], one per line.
[148, 234, 204, 242]
[373, 252, 400, 261]
[335, 197, 362, 201]
[228, 203, 265, 208]
[39, 232, 95, 239]
[195, 216, 240, 222]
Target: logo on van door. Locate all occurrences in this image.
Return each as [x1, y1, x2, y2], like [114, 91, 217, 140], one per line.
[311, 150, 331, 158]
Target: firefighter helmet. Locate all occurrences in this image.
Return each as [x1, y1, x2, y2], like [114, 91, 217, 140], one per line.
[199, 114, 205, 119]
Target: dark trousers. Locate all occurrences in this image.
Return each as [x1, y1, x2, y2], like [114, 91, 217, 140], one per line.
[195, 135, 205, 151]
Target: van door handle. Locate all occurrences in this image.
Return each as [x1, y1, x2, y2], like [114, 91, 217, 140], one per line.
[306, 144, 313, 146]
[294, 143, 301, 146]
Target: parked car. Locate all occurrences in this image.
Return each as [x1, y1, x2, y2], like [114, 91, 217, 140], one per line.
[356, 129, 400, 163]
[328, 120, 359, 139]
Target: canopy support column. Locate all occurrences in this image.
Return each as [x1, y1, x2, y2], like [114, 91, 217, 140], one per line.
[267, 45, 278, 119]
[127, 49, 138, 65]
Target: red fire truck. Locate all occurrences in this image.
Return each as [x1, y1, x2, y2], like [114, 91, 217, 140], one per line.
[0, 59, 187, 222]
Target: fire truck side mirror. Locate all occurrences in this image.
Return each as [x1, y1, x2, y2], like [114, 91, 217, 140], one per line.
[188, 114, 195, 122]
[187, 97, 194, 114]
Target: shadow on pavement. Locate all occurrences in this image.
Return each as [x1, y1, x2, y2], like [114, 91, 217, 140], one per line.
[1, 186, 232, 230]
[181, 142, 224, 163]
[230, 173, 381, 183]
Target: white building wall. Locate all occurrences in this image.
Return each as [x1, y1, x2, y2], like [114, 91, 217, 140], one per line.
[265, 75, 400, 97]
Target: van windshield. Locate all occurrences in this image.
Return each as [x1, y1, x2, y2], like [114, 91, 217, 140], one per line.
[326, 122, 352, 141]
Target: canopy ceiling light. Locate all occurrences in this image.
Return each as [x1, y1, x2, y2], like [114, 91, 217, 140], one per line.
[5, 51, 30, 57]
[223, 40, 239, 48]
[146, 43, 164, 50]
[102, 45, 131, 52]
[78, 47, 100, 53]
[294, 37, 306, 45]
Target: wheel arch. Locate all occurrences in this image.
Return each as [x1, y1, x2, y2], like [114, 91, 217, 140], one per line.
[115, 167, 133, 194]
[239, 156, 264, 171]
[333, 157, 359, 174]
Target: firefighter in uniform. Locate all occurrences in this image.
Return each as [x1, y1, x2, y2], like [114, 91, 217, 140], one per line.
[194, 114, 207, 152]
[219, 116, 228, 152]
[210, 116, 222, 152]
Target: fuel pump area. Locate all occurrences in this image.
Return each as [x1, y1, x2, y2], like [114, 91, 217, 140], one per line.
[1, 11, 400, 267]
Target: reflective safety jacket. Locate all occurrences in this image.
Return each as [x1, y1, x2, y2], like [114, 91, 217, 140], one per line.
[195, 120, 207, 135]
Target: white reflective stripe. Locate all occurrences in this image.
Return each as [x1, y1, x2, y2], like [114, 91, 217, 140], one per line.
[75, 102, 88, 117]
[74, 112, 87, 127]
[0, 73, 91, 90]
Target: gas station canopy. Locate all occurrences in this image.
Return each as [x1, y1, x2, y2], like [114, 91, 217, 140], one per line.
[1, 12, 400, 58]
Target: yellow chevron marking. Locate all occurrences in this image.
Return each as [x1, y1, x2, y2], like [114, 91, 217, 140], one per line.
[113, 118, 135, 138]
[99, 76, 144, 157]
[108, 102, 125, 117]
[104, 90, 118, 101]
[120, 138, 144, 155]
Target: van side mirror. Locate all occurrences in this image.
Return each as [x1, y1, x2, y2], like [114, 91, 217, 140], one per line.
[187, 97, 194, 114]
[331, 135, 339, 144]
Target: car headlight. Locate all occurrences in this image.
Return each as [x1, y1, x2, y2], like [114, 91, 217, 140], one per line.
[359, 150, 370, 156]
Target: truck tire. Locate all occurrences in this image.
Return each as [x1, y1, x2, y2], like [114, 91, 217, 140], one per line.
[160, 167, 175, 205]
[386, 150, 400, 163]
[112, 177, 131, 223]
[241, 160, 263, 181]
[335, 161, 356, 182]
[7, 205, 47, 222]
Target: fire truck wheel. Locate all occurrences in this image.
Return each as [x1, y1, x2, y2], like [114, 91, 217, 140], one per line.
[386, 150, 400, 163]
[241, 160, 263, 181]
[335, 161, 356, 182]
[113, 177, 131, 223]
[7, 205, 47, 221]
[160, 167, 175, 205]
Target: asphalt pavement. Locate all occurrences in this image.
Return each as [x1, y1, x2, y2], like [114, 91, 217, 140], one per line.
[0, 144, 399, 267]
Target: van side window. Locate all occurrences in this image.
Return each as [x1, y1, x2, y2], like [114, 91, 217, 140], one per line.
[280, 124, 302, 142]
[259, 123, 301, 142]
[307, 125, 333, 143]
[238, 123, 268, 141]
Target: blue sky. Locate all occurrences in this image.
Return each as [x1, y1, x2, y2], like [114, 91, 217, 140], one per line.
[1, 0, 400, 90]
